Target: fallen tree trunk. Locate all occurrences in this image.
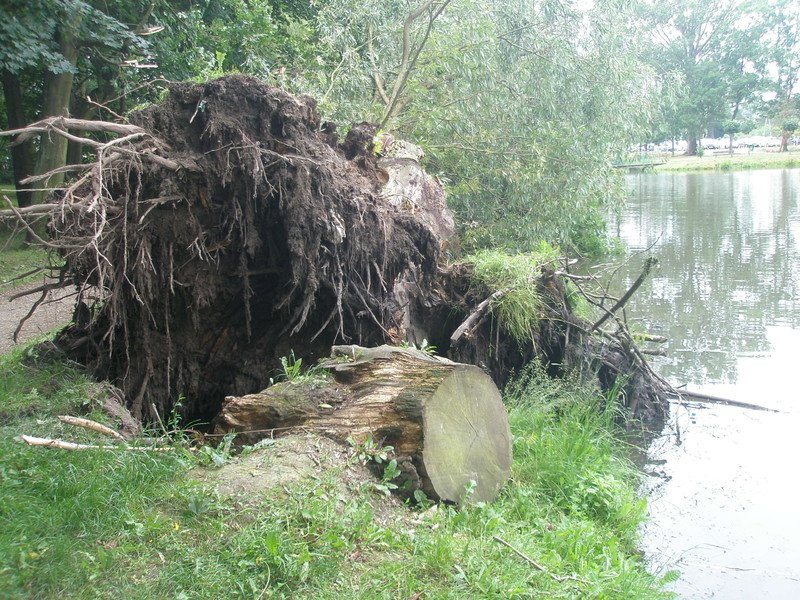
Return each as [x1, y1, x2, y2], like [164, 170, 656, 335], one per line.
[214, 345, 512, 504]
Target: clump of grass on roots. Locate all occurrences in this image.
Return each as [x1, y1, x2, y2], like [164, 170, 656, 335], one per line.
[465, 244, 559, 344]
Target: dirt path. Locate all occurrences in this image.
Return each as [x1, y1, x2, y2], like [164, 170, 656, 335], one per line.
[0, 282, 74, 355]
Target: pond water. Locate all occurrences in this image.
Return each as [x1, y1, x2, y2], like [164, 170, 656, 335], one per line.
[612, 169, 800, 598]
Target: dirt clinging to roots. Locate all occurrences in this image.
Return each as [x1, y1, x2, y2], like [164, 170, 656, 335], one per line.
[55, 76, 447, 423]
[41, 75, 668, 429]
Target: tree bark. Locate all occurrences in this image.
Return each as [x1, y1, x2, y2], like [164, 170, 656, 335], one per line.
[31, 16, 81, 205]
[1, 70, 36, 208]
[65, 93, 93, 167]
[214, 345, 513, 504]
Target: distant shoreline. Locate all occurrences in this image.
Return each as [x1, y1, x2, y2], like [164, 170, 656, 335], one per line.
[652, 149, 800, 172]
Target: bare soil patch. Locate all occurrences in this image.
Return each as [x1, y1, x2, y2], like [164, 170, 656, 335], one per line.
[190, 433, 409, 525]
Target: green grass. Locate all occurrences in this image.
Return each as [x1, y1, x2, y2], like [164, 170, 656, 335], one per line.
[654, 150, 800, 173]
[0, 188, 54, 289]
[0, 341, 676, 599]
[464, 246, 559, 344]
[0, 342, 96, 420]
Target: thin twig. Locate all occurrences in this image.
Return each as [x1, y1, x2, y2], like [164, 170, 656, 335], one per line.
[590, 257, 656, 332]
[151, 403, 169, 436]
[12, 287, 50, 343]
[1, 195, 59, 248]
[0, 267, 47, 287]
[8, 280, 69, 302]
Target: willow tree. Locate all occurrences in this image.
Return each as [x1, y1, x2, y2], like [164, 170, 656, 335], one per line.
[289, 0, 657, 253]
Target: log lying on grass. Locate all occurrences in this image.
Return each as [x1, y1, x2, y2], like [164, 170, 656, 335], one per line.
[214, 345, 512, 504]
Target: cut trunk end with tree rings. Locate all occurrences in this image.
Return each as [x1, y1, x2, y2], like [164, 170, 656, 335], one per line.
[419, 362, 512, 502]
[214, 345, 512, 504]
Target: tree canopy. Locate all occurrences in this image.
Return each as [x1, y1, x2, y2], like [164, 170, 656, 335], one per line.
[637, 0, 800, 153]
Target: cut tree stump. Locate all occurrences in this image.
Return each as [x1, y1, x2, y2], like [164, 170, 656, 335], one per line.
[213, 345, 512, 503]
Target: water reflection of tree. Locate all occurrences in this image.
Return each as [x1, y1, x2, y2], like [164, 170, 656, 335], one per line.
[615, 170, 800, 385]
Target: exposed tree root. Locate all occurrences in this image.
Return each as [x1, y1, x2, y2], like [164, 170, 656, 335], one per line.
[3, 75, 670, 429]
[3, 76, 452, 423]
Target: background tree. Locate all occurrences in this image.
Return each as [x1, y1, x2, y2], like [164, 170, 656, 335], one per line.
[722, 118, 742, 154]
[638, 0, 772, 155]
[780, 117, 799, 151]
[298, 0, 657, 252]
[0, 0, 147, 206]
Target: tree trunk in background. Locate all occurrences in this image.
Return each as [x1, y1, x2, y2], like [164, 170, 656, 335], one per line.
[65, 94, 93, 167]
[31, 18, 80, 206]
[1, 70, 36, 208]
[686, 137, 697, 156]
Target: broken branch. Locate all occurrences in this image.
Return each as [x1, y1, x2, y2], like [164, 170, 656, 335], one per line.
[20, 435, 177, 452]
[450, 288, 510, 346]
[0, 116, 144, 142]
[58, 415, 125, 440]
[590, 257, 656, 332]
[672, 390, 779, 413]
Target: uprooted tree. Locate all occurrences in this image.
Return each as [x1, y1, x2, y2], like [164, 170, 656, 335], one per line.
[1, 75, 670, 434]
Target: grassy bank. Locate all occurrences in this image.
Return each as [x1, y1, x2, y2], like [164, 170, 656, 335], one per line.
[654, 150, 800, 173]
[0, 341, 675, 599]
